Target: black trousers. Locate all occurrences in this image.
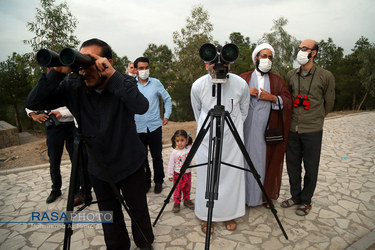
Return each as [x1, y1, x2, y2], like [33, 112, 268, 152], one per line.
[286, 130, 323, 205]
[138, 126, 165, 184]
[46, 122, 75, 192]
[90, 167, 154, 249]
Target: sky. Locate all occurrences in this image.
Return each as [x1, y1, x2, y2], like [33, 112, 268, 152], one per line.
[0, 0, 374, 63]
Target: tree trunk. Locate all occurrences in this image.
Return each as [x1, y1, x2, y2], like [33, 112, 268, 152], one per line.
[13, 103, 22, 133]
[351, 93, 356, 110]
[357, 83, 373, 111]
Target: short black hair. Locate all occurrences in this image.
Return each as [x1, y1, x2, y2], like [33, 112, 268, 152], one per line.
[134, 57, 149, 68]
[80, 38, 112, 59]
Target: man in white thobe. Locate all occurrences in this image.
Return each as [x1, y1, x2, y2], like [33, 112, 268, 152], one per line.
[191, 63, 250, 232]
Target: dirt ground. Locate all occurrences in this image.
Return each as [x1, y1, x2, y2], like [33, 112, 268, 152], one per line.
[0, 111, 361, 170]
[0, 121, 197, 170]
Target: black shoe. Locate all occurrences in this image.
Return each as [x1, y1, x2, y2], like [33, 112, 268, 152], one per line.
[46, 190, 62, 204]
[139, 246, 153, 250]
[145, 182, 151, 193]
[154, 183, 162, 194]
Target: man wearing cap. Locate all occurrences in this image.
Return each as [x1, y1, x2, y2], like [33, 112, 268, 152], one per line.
[240, 43, 292, 208]
[281, 39, 335, 216]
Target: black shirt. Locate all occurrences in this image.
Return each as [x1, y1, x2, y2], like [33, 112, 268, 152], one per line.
[26, 69, 149, 183]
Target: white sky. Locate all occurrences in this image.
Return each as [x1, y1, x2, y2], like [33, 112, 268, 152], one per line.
[0, 0, 374, 62]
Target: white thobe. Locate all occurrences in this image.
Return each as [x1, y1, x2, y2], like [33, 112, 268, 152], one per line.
[190, 73, 250, 221]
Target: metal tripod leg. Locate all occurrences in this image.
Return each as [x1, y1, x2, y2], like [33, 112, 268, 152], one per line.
[63, 135, 152, 249]
[224, 111, 289, 240]
[153, 105, 288, 250]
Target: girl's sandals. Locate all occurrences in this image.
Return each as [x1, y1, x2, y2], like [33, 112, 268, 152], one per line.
[201, 221, 214, 233]
[296, 204, 312, 216]
[224, 220, 237, 231]
[280, 198, 300, 208]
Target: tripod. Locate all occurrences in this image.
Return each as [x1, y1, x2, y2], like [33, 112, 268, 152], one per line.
[62, 74, 151, 250]
[153, 83, 288, 249]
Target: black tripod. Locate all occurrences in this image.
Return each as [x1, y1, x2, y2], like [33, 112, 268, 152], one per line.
[62, 74, 151, 250]
[153, 83, 288, 249]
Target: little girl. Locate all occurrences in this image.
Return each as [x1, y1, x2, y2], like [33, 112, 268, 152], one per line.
[168, 130, 194, 213]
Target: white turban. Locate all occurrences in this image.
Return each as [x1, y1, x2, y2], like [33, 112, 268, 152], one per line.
[251, 43, 275, 64]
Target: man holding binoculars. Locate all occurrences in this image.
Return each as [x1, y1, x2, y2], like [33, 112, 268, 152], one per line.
[26, 38, 154, 249]
[281, 39, 335, 216]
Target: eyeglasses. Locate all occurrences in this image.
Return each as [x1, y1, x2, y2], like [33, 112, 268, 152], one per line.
[298, 46, 314, 52]
[258, 53, 273, 60]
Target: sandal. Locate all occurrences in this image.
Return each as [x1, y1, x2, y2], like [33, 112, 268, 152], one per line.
[201, 221, 214, 234]
[296, 204, 312, 216]
[280, 198, 300, 208]
[224, 219, 237, 231]
[263, 202, 271, 209]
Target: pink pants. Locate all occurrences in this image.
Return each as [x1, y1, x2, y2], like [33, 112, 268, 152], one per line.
[173, 171, 191, 203]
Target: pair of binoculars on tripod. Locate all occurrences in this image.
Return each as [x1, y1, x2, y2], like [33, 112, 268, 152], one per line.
[36, 48, 95, 69]
[293, 94, 311, 110]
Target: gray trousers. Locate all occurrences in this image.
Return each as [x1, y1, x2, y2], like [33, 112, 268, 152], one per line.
[286, 130, 323, 205]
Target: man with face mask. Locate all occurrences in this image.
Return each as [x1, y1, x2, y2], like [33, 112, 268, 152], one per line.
[134, 57, 172, 194]
[26, 38, 154, 249]
[126, 61, 137, 77]
[281, 39, 335, 216]
[191, 57, 249, 232]
[240, 43, 292, 208]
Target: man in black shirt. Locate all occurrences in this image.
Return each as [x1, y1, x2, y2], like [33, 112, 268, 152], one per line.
[26, 38, 154, 249]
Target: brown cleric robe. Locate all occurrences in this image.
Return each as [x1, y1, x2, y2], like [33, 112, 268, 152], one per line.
[240, 70, 292, 201]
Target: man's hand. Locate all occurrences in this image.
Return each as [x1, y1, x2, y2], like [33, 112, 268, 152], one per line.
[30, 113, 49, 124]
[86, 53, 116, 79]
[162, 118, 169, 126]
[54, 66, 72, 75]
[249, 88, 259, 97]
[259, 88, 277, 103]
[49, 111, 62, 119]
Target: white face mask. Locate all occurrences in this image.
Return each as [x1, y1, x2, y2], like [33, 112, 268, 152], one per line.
[296, 51, 310, 66]
[128, 73, 137, 77]
[257, 58, 272, 73]
[138, 69, 150, 80]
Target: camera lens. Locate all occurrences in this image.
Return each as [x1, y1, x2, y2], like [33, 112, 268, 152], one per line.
[199, 43, 217, 63]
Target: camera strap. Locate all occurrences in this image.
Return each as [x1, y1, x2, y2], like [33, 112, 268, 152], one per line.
[297, 68, 317, 97]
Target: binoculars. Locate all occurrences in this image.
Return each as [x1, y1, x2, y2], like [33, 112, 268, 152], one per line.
[293, 94, 311, 110]
[36, 48, 95, 69]
[199, 43, 239, 83]
[199, 43, 239, 65]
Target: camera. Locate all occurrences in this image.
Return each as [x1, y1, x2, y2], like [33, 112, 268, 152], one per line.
[36, 48, 95, 70]
[293, 94, 311, 110]
[199, 43, 239, 84]
[39, 110, 60, 127]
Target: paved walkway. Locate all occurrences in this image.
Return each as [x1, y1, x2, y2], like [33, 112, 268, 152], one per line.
[0, 112, 374, 250]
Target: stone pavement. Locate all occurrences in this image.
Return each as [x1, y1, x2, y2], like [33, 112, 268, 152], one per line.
[0, 112, 374, 250]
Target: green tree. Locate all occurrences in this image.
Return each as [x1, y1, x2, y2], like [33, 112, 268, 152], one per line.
[23, 0, 80, 88]
[112, 51, 129, 74]
[352, 37, 375, 110]
[0, 53, 33, 132]
[171, 5, 213, 121]
[23, 0, 80, 53]
[259, 17, 300, 79]
[227, 32, 256, 75]
[315, 37, 344, 72]
[143, 43, 174, 89]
